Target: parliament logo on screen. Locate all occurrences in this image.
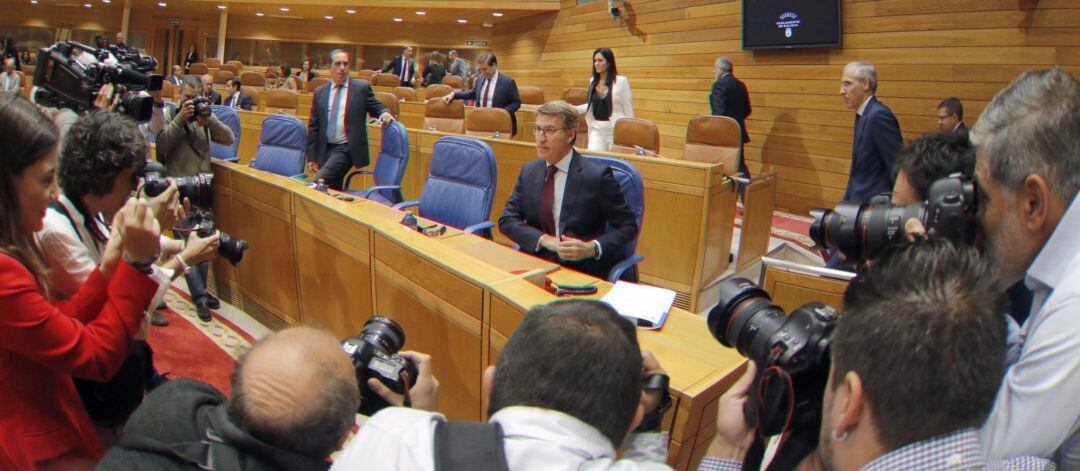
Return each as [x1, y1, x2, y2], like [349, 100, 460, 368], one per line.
[776, 12, 801, 38]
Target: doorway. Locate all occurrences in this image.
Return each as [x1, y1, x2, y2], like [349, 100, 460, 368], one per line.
[149, 22, 199, 73]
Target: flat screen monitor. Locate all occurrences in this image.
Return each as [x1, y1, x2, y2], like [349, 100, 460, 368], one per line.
[743, 0, 842, 50]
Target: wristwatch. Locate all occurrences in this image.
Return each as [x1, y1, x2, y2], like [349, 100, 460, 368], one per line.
[123, 255, 155, 275]
[635, 373, 673, 433]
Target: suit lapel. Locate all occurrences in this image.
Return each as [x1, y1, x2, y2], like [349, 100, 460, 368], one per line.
[559, 151, 584, 234]
[527, 161, 546, 225]
[854, 96, 875, 150]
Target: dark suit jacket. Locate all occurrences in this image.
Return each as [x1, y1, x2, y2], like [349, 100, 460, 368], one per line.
[224, 92, 252, 111]
[499, 150, 639, 279]
[453, 72, 522, 135]
[709, 73, 752, 144]
[166, 75, 182, 86]
[381, 55, 416, 86]
[955, 121, 969, 141]
[845, 96, 903, 202]
[207, 89, 222, 106]
[306, 79, 387, 169]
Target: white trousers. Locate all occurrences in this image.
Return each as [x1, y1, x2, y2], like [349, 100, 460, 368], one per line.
[586, 120, 615, 152]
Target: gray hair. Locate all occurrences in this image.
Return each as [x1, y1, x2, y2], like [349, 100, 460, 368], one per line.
[536, 100, 579, 132]
[715, 57, 732, 74]
[971, 68, 1080, 203]
[329, 49, 348, 63]
[448, 49, 459, 57]
[845, 61, 878, 93]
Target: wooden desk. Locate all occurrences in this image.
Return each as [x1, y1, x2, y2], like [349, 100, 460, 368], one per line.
[209, 160, 744, 470]
[229, 113, 736, 313]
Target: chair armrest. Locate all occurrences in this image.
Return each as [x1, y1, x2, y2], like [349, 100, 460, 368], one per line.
[212, 156, 241, 163]
[607, 254, 644, 283]
[289, 173, 306, 179]
[393, 200, 420, 210]
[463, 221, 494, 235]
[358, 185, 401, 199]
[343, 169, 375, 189]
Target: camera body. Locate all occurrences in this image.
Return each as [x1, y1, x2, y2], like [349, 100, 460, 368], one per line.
[142, 162, 214, 208]
[186, 96, 213, 123]
[707, 278, 837, 438]
[809, 173, 976, 263]
[185, 210, 249, 266]
[32, 41, 163, 122]
[342, 317, 419, 416]
[108, 44, 158, 73]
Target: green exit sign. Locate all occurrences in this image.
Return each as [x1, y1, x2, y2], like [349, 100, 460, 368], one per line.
[168, 18, 183, 25]
[465, 40, 488, 47]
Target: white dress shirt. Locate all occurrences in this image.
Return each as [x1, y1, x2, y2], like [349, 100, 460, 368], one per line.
[327, 82, 349, 144]
[980, 193, 1080, 468]
[34, 195, 172, 338]
[480, 72, 500, 108]
[331, 406, 672, 470]
[0, 71, 19, 92]
[549, 150, 572, 236]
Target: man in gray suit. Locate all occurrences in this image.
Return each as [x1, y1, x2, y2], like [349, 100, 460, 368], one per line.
[448, 50, 469, 78]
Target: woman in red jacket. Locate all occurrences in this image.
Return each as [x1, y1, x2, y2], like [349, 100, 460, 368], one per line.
[0, 94, 163, 470]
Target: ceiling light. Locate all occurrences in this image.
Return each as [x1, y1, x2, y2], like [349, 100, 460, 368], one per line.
[415, 10, 426, 15]
[492, 12, 504, 17]
[324, 15, 334, 19]
[392, 17, 403, 22]
[84, 3, 92, 7]
[345, 8, 356, 14]
[217, 4, 226, 9]
[457, 18, 467, 23]
[279, 6, 289, 12]
[102, 0, 111, 3]
[157, 2, 166, 6]
[30, 0, 38, 4]
[483, 22, 495, 27]
[255, 11, 264, 16]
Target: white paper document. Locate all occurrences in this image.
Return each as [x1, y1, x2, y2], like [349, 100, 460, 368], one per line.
[600, 281, 677, 328]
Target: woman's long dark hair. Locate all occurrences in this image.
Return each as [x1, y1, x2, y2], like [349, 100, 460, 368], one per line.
[588, 47, 618, 104]
[0, 94, 58, 284]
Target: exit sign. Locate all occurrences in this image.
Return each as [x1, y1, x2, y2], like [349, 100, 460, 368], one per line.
[465, 40, 488, 47]
[168, 18, 183, 25]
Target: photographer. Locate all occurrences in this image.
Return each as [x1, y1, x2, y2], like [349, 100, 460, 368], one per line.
[99, 327, 439, 470]
[333, 299, 675, 470]
[889, 132, 974, 206]
[700, 240, 1052, 471]
[156, 75, 234, 322]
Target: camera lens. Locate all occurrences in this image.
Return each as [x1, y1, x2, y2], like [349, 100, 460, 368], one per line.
[809, 201, 925, 263]
[175, 173, 213, 208]
[359, 317, 406, 355]
[707, 278, 789, 364]
[217, 232, 249, 265]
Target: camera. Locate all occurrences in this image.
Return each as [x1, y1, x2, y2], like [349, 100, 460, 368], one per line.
[707, 278, 837, 468]
[141, 162, 214, 208]
[186, 96, 213, 123]
[342, 317, 419, 416]
[32, 41, 163, 122]
[809, 174, 976, 264]
[184, 210, 249, 266]
[608, 0, 623, 18]
[108, 44, 158, 73]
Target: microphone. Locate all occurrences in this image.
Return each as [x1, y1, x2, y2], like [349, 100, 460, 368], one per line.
[633, 145, 661, 158]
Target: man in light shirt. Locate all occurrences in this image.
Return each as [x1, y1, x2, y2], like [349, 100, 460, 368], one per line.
[0, 58, 20, 94]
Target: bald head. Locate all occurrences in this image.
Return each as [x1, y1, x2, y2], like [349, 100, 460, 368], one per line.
[228, 327, 359, 459]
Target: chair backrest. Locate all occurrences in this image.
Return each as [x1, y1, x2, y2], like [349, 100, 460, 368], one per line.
[582, 155, 644, 260]
[263, 89, 298, 114]
[423, 98, 465, 133]
[421, 85, 449, 101]
[240, 71, 265, 87]
[218, 63, 240, 76]
[209, 105, 241, 161]
[441, 75, 465, 89]
[610, 118, 660, 156]
[354, 70, 376, 80]
[392, 86, 416, 102]
[188, 63, 209, 76]
[162, 81, 176, 100]
[761, 258, 853, 313]
[418, 136, 497, 231]
[240, 86, 260, 107]
[372, 73, 401, 87]
[370, 120, 410, 203]
[374, 92, 400, 118]
[562, 87, 588, 106]
[684, 115, 742, 175]
[204, 58, 222, 68]
[465, 108, 513, 137]
[518, 86, 545, 105]
[736, 172, 778, 273]
[253, 114, 307, 177]
[306, 77, 330, 93]
[574, 113, 589, 148]
[212, 69, 234, 85]
[226, 60, 243, 69]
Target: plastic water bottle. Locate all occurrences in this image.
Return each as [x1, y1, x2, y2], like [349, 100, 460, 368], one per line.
[401, 211, 418, 230]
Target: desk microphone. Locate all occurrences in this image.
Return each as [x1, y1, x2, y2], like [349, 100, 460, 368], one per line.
[633, 145, 661, 158]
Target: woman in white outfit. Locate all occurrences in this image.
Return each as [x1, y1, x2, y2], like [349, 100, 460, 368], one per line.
[576, 47, 633, 151]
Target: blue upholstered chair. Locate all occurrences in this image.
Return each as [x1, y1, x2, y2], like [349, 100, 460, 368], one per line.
[210, 105, 241, 163]
[583, 155, 645, 282]
[343, 120, 409, 206]
[250, 114, 306, 178]
[394, 136, 497, 237]
[150, 101, 178, 144]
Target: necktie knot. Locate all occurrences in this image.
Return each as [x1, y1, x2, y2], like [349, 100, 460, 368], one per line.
[546, 164, 558, 180]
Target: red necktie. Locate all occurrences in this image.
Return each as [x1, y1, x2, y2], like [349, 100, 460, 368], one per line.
[481, 79, 491, 108]
[540, 165, 557, 236]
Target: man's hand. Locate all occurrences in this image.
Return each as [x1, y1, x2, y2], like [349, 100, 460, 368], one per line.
[368, 351, 440, 412]
[179, 100, 195, 121]
[180, 229, 222, 266]
[94, 84, 120, 111]
[904, 218, 928, 242]
[378, 111, 395, 127]
[538, 234, 560, 253]
[640, 351, 667, 415]
[557, 235, 598, 261]
[306, 161, 320, 177]
[118, 198, 162, 264]
[145, 178, 181, 230]
[100, 211, 125, 279]
[441, 93, 454, 105]
[708, 362, 758, 460]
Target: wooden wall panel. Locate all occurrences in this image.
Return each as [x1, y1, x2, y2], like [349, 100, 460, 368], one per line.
[491, 0, 1080, 214]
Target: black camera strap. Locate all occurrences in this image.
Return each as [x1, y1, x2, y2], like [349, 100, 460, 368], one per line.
[433, 421, 509, 471]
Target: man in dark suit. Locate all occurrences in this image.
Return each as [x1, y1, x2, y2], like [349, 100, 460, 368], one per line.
[709, 56, 753, 195]
[381, 45, 416, 88]
[443, 52, 522, 136]
[200, 74, 222, 105]
[166, 65, 183, 86]
[499, 101, 639, 280]
[307, 49, 394, 191]
[937, 97, 968, 140]
[222, 77, 252, 111]
[839, 61, 902, 203]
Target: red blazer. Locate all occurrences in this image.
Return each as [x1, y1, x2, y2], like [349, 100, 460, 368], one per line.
[0, 253, 157, 470]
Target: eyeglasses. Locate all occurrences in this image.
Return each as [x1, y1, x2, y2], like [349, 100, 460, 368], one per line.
[533, 126, 569, 137]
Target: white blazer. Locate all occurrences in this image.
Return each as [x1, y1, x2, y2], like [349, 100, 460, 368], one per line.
[576, 74, 634, 128]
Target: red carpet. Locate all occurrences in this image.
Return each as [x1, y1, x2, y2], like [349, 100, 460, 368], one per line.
[146, 289, 255, 395]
